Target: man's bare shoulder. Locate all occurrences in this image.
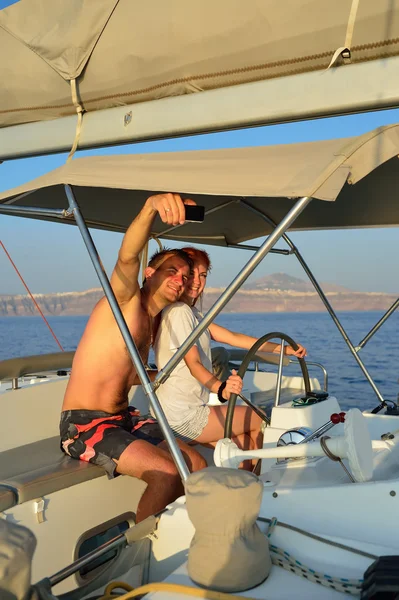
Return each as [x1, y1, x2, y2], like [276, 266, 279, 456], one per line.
[92, 289, 144, 319]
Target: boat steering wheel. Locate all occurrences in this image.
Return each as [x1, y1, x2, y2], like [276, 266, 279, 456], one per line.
[223, 332, 312, 439]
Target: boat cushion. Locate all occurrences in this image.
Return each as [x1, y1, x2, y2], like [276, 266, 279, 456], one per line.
[0, 437, 105, 504]
[0, 351, 75, 380]
[0, 486, 17, 512]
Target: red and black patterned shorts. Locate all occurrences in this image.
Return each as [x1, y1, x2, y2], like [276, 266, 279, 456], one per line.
[60, 407, 164, 478]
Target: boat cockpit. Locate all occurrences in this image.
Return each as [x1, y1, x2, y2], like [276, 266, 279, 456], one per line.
[1, 120, 399, 598]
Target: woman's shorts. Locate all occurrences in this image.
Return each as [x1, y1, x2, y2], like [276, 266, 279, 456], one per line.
[170, 405, 210, 443]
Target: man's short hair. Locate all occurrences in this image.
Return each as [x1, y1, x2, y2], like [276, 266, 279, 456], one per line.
[143, 248, 194, 285]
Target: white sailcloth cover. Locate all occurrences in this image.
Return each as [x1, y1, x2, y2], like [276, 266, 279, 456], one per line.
[0, 123, 399, 245]
[186, 467, 271, 592]
[1, 0, 399, 128]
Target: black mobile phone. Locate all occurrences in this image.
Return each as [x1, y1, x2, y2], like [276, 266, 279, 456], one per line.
[184, 205, 205, 222]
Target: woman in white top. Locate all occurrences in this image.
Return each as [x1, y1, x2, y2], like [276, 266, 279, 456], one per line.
[154, 247, 306, 455]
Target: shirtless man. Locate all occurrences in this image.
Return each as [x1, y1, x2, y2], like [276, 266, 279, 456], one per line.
[60, 193, 207, 522]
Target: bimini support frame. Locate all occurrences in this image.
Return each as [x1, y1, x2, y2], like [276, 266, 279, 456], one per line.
[156, 200, 290, 256]
[154, 195, 312, 388]
[0, 192, 312, 478]
[355, 298, 399, 352]
[239, 199, 389, 405]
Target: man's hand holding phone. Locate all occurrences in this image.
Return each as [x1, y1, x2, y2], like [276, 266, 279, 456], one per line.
[149, 193, 204, 225]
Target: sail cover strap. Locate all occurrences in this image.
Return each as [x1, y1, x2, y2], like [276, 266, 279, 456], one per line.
[67, 78, 85, 162]
[327, 0, 360, 69]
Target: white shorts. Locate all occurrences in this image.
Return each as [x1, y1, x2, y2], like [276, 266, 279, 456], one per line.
[171, 405, 210, 443]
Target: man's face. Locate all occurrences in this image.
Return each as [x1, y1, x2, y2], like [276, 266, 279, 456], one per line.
[147, 255, 190, 304]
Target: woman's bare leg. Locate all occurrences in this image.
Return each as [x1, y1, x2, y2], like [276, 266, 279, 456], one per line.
[203, 431, 253, 470]
[195, 405, 263, 469]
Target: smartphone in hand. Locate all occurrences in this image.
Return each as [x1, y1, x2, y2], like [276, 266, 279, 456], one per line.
[184, 205, 205, 222]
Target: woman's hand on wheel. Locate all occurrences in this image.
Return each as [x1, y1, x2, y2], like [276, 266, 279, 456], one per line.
[274, 342, 307, 358]
[286, 343, 307, 358]
[222, 370, 243, 401]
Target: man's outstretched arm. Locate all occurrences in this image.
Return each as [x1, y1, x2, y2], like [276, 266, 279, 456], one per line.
[110, 193, 193, 305]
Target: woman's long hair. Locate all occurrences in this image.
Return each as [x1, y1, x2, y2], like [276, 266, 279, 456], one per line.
[181, 247, 212, 308]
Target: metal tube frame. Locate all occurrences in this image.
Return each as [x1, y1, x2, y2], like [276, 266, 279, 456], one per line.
[226, 243, 290, 255]
[274, 341, 285, 407]
[48, 532, 125, 586]
[356, 298, 399, 351]
[240, 199, 388, 404]
[154, 195, 312, 388]
[63, 185, 190, 480]
[298, 418, 338, 445]
[156, 200, 289, 255]
[305, 361, 328, 392]
[157, 199, 238, 237]
[0, 204, 69, 219]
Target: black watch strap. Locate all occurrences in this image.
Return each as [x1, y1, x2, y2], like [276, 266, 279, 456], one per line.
[217, 381, 228, 403]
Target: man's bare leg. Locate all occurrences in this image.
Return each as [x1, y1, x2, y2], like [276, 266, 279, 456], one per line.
[115, 439, 207, 522]
[116, 440, 183, 523]
[163, 438, 208, 473]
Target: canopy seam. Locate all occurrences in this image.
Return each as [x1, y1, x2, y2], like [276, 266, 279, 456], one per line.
[1, 38, 399, 116]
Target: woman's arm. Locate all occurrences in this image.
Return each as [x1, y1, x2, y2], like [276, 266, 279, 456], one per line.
[209, 323, 307, 358]
[184, 345, 242, 400]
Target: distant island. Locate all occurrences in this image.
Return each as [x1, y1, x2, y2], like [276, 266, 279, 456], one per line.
[0, 273, 397, 316]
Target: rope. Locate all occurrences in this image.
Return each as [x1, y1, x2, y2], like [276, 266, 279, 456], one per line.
[258, 516, 377, 560]
[0, 240, 64, 351]
[265, 517, 363, 596]
[270, 545, 361, 595]
[98, 581, 261, 599]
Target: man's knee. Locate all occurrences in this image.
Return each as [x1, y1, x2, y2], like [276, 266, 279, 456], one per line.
[189, 450, 207, 472]
[176, 442, 207, 472]
[140, 455, 181, 488]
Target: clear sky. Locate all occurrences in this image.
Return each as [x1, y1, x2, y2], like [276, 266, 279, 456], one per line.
[1, 0, 398, 296]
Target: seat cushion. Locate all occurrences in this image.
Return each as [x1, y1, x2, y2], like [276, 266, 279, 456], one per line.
[0, 437, 105, 503]
[0, 486, 17, 511]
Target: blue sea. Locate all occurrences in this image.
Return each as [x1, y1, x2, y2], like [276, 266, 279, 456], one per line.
[1, 312, 398, 411]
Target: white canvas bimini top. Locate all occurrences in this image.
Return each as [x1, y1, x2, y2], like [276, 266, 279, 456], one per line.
[0, 123, 399, 245]
[1, 0, 399, 128]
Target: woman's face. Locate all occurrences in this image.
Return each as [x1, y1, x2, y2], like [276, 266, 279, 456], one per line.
[182, 260, 208, 304]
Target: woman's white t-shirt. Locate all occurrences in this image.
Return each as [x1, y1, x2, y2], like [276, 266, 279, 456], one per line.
[153, 302, 212, 426]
